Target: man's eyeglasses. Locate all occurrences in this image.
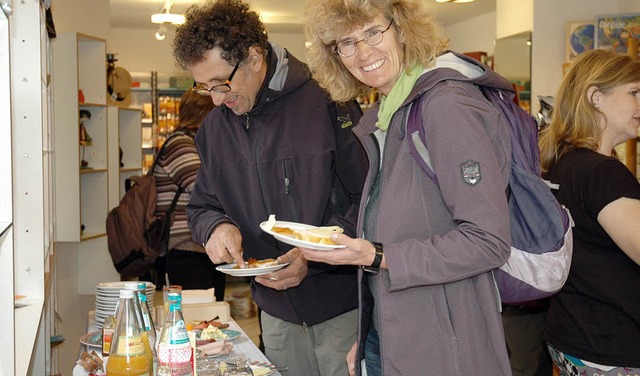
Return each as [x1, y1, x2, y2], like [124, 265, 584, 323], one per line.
[334, 19, 394, 58]
[192, 61, 240, 96]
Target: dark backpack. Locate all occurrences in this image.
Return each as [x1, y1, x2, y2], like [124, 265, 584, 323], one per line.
[407, 84, 573, 304]
[106, 136, 184, 278]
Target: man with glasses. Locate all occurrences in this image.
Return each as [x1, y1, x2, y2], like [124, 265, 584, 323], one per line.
[173, 0, 367, 375]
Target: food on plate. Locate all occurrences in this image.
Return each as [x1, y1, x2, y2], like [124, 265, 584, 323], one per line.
[200, 325, 229, 340]
[234, 258, 279, 269]
[273, 225, 343, 245]
[188, 319, 229, 331]
[76, 350, 104, 373]
[265, 214, 344, 245]
[198, 340, 233, 357]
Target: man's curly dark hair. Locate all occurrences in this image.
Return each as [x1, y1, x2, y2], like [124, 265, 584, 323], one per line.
[173, 0, 269, 70]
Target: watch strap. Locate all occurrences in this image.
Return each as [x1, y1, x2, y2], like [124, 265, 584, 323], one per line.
[362, 242, 383, 273]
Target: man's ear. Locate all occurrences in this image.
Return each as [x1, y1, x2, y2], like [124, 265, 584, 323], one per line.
[247, 46, 265, 72]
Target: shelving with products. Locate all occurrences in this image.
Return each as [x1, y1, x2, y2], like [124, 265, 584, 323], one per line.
[130, 72, 186, 173]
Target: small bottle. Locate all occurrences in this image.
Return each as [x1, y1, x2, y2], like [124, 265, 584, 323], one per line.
[137, 282, 158, 370]
[157, 291, 193, 376]
[101, 315, 117, 357]
[124, 282, 156, 376]
[106, 289, 150, 376]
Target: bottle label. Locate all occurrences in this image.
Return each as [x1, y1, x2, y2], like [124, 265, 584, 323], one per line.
[169, 320, 189, 345]
[102, 329, 114, 356]
[114, 334, 146, 356]
[157, 341, 192, 366]
[142, 311, 152, 331]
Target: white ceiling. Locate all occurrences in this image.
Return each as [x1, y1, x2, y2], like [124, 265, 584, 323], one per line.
[110, 0, 496, 33]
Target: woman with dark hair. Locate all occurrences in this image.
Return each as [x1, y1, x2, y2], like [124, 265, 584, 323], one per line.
[152, 90, 226, 302]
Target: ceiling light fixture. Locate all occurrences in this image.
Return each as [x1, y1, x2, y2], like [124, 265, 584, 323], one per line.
[155, 23, 167, 40]
[151, 0, 185, 25]
[435, 0, 475, 3]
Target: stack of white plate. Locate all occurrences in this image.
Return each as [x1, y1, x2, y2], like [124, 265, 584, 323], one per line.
[95, 281, 156, 328]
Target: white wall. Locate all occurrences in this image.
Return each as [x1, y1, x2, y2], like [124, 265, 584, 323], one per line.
[108, 27, 308, 82]
[445, 11, 496, 55]
[50, 0, 109, 38]
[530, 0, 640, 113]
[496, 0, 533, 38]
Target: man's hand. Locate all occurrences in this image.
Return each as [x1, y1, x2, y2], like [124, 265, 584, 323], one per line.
[255, 248, 308, 290]
[346, 341, 357, 376]
[204, 222, 245, 267]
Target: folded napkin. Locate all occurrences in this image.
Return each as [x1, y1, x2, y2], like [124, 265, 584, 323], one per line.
[182, 288, 216, 304]
[197, 340, 233, 357]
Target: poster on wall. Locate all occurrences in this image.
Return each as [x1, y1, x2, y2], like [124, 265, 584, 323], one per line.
[595, 13, 640, 58]
[566, 21, 594, 62]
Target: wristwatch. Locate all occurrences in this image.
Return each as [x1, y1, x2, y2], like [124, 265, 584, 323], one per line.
[362, 242, 384, 274]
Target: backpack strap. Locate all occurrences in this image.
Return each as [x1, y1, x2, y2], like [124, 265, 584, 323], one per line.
[407, 94, 438, 183]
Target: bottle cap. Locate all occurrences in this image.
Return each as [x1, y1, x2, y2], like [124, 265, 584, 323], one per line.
[124, 282, 138, 291]
[119, 289, 134, 298]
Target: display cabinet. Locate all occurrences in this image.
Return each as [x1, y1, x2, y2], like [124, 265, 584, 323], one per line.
[1, 1, 58, 374]
[52, 32, 120, 296]
[53, 32, 109, 241]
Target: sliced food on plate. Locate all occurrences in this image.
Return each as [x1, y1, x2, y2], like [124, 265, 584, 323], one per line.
[260, 214, 346, 250]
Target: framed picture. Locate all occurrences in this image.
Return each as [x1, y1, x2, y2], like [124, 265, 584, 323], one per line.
[566, 21, 594, 62]
[595, 13, 640, 57]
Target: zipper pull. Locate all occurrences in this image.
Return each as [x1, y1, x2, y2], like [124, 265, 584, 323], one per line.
[284, 177, 290, 195]
[245, 114, 250, 130]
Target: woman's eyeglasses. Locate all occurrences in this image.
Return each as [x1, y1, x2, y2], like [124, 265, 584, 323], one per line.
[334, 19, 394, 58]
[192, 61, 240, 96]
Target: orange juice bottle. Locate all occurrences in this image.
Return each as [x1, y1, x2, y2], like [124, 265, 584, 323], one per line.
[106, 352, 149, 376]
[106, 289, 150, 376]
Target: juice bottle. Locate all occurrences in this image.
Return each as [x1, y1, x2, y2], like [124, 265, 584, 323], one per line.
[124, 282, 155, 375]
[106, 289, 150, 376]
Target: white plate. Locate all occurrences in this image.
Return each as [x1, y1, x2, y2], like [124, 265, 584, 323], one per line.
[259, 220, 346, 251]
[215, 262, 289, 277]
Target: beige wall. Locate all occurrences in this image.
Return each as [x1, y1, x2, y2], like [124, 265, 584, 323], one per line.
[445, 11, 497, 55]
[530, 0, 639, 113]
[50, 0, 109, 38]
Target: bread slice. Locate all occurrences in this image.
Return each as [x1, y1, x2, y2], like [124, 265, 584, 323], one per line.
[265, 215, 343, 245]
[296, 226, 343, 244]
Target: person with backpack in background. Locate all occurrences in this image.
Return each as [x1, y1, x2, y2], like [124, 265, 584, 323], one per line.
[149, 89, 227, 303]
[539, 49, 640, 375]
[173, 1, 368, 375]
[301, 0, 514, 374]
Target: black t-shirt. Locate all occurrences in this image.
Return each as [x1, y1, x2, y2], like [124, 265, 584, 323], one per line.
[543, 148, 640, 366]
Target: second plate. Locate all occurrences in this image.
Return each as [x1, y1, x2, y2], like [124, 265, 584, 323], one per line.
[215, 262, 289, 277]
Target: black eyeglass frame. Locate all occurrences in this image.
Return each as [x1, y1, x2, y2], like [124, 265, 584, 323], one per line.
[333, 19, 395, 58]
[192, 61, 240, 95]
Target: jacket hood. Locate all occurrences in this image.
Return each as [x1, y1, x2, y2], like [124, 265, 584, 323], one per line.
[251, 43, 313, 113]
[357, 51, 516, 133]
[408, 51, 515, 103]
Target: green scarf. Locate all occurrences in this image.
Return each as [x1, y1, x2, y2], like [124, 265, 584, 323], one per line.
[375, 64, 423, 131]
